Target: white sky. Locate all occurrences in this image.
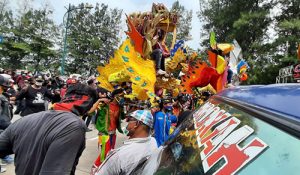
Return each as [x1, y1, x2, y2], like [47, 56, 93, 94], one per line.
[9, 0, 202, 49]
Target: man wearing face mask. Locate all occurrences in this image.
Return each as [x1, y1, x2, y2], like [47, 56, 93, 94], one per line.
[0, 74, 15, 120]
[0, 83, 98, 175]
[15, 75, 58, 117]
[0, 75, 13, 173]
[95, 110, 157, 175]
[0, 75, 11, 131]
[153, 99, 177, 147]
[91, 88, 125, 172]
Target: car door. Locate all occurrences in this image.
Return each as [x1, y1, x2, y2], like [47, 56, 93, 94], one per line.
[138, 96, 300, 175]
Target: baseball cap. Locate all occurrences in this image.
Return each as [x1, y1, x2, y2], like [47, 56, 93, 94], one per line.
[129, 110, 154, 128]
[67, 78, 77, 85]
[0, 74, 13, 84]
[35, 76, 44, 86]
[163, 98, 173, 104]
[0, 75, 10, 87]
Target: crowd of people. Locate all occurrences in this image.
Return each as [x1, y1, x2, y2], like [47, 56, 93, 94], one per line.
[0, 68, 210, 175]
[0, 3, 252, 174]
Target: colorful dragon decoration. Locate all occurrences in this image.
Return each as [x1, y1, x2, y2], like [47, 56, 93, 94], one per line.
[97, 4, 249, 103]
[97, 39, 156, 100]
[180, 32, 233, 94]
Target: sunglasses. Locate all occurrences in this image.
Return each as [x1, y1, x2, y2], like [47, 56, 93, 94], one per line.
[126, 117, 138, 122]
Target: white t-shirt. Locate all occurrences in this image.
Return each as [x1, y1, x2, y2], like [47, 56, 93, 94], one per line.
[96, 137, 157, 175]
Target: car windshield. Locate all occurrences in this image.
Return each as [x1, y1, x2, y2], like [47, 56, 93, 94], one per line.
[140, 98, 300, 175]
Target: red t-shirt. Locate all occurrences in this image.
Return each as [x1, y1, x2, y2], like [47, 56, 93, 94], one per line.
[108, 102, 120, 132]
[60, 88, 67, 98]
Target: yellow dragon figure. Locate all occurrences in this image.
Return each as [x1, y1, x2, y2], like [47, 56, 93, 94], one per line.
[97, 3, 184, 102]
[123, 3, 183, 96]
[125, 3, 178, 59]
[97, 39, 156, 101]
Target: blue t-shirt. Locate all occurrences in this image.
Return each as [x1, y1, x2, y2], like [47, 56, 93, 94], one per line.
[153, 111, 177, 147]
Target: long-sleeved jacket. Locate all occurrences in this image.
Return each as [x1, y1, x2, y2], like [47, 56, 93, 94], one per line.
[0, 94, 11, 130]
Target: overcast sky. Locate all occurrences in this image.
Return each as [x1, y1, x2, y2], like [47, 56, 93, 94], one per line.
[10, 0, 202, 49]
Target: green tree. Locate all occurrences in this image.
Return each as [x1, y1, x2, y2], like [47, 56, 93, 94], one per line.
[0, 10, 30, 69]
[24, 7, 59, 71]
[166, 1, 193, 48]
[66, 3, 122, 75]
[198, 0, 273, 84]
[272, 0, 300, 67]
[0, 0, 9, 15]
[0, 0, 59, 71]
[171, 1, 192, 41]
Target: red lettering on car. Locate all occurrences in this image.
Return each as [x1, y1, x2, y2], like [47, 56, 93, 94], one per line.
[202, 126, 268, 175]
[199, 117, 241, 158]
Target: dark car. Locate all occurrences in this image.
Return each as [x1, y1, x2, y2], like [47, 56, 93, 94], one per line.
[135, 84, 300, 175]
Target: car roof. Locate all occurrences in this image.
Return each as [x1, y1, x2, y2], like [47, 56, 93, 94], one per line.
[217, 84, 300, 120]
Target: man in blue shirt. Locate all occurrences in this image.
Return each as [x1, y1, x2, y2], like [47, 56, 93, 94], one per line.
[153, 99, 177, 146]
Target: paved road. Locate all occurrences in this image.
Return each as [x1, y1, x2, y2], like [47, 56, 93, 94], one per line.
[2, 114, 127, 175]
[76, 128, 127, 175]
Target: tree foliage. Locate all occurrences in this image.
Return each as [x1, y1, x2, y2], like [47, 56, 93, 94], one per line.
[0, 1, 122, 75]
[24, 7, 59, 71]
[166, 1, 193, 48]
[0, 0, 59, 71]
[272, 0, 300, 67]
[65, 3, 122, 75]
[0, 9, 28, 69]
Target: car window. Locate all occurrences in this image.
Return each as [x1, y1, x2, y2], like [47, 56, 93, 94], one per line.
[146, 98, 300, 175]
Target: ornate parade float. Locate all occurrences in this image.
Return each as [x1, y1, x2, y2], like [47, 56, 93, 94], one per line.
[96, 3, 249, 108]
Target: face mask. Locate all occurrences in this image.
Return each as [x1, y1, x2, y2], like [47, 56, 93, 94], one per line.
[164, 106, 173, 112]
[122, 125, 129, 135]
[116, 97, 125, 106]
[35, 82, 43, 87]
[122, 120, 138, 136]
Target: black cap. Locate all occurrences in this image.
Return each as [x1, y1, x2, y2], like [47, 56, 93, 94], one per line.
[97, 87, 109, 94]
[163, 98, 173, 104]
[0, 75, 10, 87]
[53, 83, 99, 116]
[111, 88, 124, 98]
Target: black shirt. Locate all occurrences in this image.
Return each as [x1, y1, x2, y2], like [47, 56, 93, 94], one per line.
[0, 94, 11, 129]
[0, 110, 86, 175]
[16, 85, 53, 116]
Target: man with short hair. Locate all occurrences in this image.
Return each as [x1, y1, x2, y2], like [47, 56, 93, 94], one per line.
[0, 75, 12, 173]
[0, 75, 12, 130]
[82, 77, 98, 130]
[153, 99, 177, 147]
[0, 83, 98, 175]
[91, 88, 125, 171]
[15, 76, 58, 116]
[95, 110, 157, 175]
